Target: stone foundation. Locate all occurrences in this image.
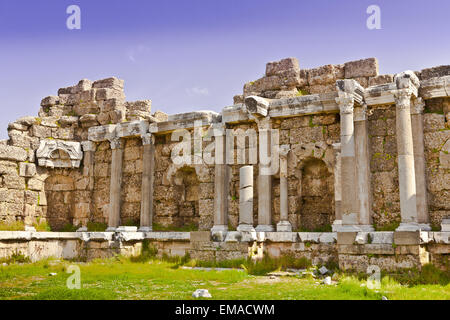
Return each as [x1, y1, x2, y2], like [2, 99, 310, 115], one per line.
[1, 230, 448, 272]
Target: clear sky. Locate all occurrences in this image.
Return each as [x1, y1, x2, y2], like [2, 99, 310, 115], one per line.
[0, 0, 449, 139]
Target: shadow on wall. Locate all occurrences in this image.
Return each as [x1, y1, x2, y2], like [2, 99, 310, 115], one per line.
[154, 165, 200, 229]
[296, 157, 334, 231]
[44, 173, 75, 231]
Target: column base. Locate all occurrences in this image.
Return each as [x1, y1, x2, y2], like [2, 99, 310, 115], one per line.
[138, 226, 153, 232]
[334, 224, 374, 232]
[237, 224, 255, 232]
[116, 226, 138, 232]
[106, 227, 117, 232]
[276, 221, 292, 232]
[255, 224, 275, 232]
[332, 220, 342, 232]
[76, 226, 88, 232]
[396, 222, 430, 231]
[211, 225, 228, 241]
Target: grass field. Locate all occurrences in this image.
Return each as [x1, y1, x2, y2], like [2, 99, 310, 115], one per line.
[0, 256, 449, 300]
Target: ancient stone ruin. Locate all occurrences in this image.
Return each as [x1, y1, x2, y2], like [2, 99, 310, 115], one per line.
[0, 57, 449, 271]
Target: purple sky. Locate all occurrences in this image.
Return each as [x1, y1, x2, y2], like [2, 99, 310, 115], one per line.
[0, 0, 449, 139]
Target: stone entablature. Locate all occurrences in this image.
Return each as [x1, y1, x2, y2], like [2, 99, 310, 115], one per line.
[36, 140, 83, 168]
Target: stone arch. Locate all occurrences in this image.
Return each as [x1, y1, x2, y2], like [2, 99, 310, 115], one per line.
[157, 165, 200, 229]
[44, 174, 75, 231]
[294, 153, 335, 231]
[49, 149, 72, 167]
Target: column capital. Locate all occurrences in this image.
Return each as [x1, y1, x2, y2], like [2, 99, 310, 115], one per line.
[255, 116, 272, 129]
[141, 133, 155, 146]
[411, 97, 425, 115]
[211, 123, 226, 137]
[81, 141, 96, 152]
[335, 93, 354, 114]
[354, 103, 368, 121]
[109, 137, 123, 150]
[391, 88, 413, 109]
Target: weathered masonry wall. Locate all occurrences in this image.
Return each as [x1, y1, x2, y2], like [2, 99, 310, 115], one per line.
[0, 230, 448, 272]
[0, 57, 449, 271]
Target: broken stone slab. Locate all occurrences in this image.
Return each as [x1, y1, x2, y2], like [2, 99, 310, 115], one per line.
[297, 232, 337, 243]
[369, 232, 394, 244]
[0, 231, 32, 240]
[266, 57, 300, 76]
[355, 232, 368, 244]
[142, 232, 190, 241]
[88, 124, 117, 142]
[322, 276, 332, 285]
[441, 219, 450, 232]
[308, 64, 344, 86]
[30, 232, 79, 240]
[92, 77, 124, 90]
[224, 231, 242, 242]
[167, 110, 220, 122]
[419, 75, 450, 99]
[192, 289, 212, 298]
[19, 162, 36, 177]
[244, 96, 270, 117]
[265, 232, 298, 242]
[344, 58, 379, 78]
[41, 96, 59, 107]
[115, 120, 149, 138]
[117, 231, 144, 242]
[0, 144, 28, 161]
[431, 232, 450, 244]
[420, 65, 450, 80]
[319, 266, 329, 275]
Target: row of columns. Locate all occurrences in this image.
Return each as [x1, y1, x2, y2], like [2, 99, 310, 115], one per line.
[99, 82, 430, 232]
[334, 79, 430, 232]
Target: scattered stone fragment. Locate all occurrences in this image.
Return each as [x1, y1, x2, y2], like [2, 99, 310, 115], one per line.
[192, 289, 212, 298]
[319, 266, 329, 275]
[323, 276, 332, 285]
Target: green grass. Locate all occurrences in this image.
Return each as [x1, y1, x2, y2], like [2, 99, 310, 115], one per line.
[0, 257, 448, 300]
[87, 222, 108, 232]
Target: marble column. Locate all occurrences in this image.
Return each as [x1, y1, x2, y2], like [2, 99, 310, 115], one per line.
[331, 143, 342, 231]
[139, 133, 155, 232]
[106, 137, 123, 231]
[335, 93, 359, 229]
[277, 145, 292, 231]
[393, 89, 419, 231]
[237, 165, 255, 232]
[256, 118, 274, 232]
[79, 141, 96, 231]
[211, 125, 229, 235]
[411, 98, 431, 230]
[354, 104, 373, 230]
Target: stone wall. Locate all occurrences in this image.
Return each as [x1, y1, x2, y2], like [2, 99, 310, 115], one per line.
[1, 230, 448, 272]
[0, 56, 449, 236]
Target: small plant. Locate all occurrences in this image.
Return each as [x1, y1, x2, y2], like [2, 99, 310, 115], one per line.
[130, 239, 158, 263]
[33, 219, 51, 231]
[0, 220, 25, 231]
[0, 250, 30, 264]
[87, 221, 108, 232]
[60, 223, 79, 232]
[296, 88, 310, 96]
